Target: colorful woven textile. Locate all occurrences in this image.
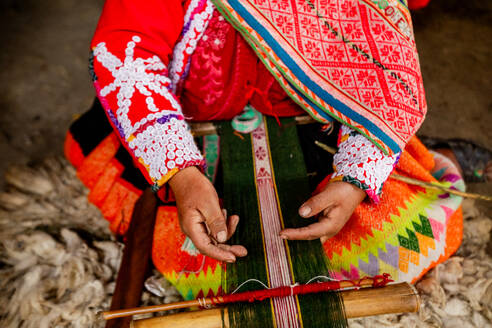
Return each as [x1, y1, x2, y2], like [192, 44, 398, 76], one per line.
[211, 0, 426, 154]
[150, 128, 464, 301]
[322, 144, 464, 283]
[65, 101, 463, 301]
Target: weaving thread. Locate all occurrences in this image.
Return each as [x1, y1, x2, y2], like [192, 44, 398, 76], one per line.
[251, 120, 301, 327]
[202, 273, 392, 306]
[219, 117, 348, 328]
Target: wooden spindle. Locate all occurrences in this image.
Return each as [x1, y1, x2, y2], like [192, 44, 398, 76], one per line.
[129, 283, 419, 327]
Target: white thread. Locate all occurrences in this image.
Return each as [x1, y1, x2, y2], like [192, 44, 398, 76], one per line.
[290, 283, 299, 296]
[231, 278, 270, 295]
[230, 276, 340, 295]
[197, 297, 211, 308]
[230, 275, 340, 294]
[252, 123, 300, 327]
[305, 275, 340, 285]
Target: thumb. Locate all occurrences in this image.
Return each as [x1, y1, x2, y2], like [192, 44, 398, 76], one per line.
[201, 201, 228, 243]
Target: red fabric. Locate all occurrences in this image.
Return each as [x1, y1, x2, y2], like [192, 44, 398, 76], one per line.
[91, 0, 205, 187]
[64, 132, 85, 169]
[90, 1, 404, 189]
[92, 0, 184, 126]
[90, 0, 304, 186]
[408, 0, 431, 10]
[77, 133, 120, 189]
[181, 11, 304, 121]
[93, 0, 184, 69]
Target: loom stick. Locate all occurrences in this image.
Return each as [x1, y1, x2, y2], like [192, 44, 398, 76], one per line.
[103, 275, 390, 320]
[314, 140, 492, 201]
[193, 123, 492, 201]
[105, 188, 158, 328]
[189, 115, 316, 136]
[130, 283, 419, 327]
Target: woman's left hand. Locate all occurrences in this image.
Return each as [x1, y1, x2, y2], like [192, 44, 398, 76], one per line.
[279, 181, 366, 240]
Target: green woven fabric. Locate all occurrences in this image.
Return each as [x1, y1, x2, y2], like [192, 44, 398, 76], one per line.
[219, 117, 347, 328]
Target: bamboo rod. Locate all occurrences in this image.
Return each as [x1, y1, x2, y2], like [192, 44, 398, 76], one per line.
[104, 277, 379, 320]
[130, 283, 419, 328]
[314, 141, 492, 202]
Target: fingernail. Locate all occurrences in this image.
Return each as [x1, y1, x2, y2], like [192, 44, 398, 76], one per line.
[299, 205, 311, 217]
[226, 257, 236, 263]
[279, 234, 288, 240]
[217, 231, 227, 243]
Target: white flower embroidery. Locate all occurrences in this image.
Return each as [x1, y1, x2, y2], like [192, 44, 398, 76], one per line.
[93, 36, 204, 184]
[168, 0, 215, 91]
[93, 36, 181, 138]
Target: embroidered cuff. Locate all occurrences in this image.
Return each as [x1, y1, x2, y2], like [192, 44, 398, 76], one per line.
[331, 125, 400, 203]
[91, 35, 204, 189]
[129, 117, 204, 189]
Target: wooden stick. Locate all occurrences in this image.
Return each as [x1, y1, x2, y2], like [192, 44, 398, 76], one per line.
[190, 116, 316, 137]
[105, 188, 158, 328]
[103, 276, 381, 320]
[314, 141, 492, 202]
[390, 174, 492, 201]
[130, 283, 419, 328]
[190, 120, 491, 201]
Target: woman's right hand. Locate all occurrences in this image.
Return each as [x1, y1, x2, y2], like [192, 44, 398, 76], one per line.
[168, 166, 247, 263]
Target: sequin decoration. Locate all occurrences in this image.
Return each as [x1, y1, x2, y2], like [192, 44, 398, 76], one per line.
[331, 125, 400, 202]
[92, 36, 204, 187]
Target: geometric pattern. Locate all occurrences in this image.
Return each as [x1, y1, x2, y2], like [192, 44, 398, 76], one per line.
[324, 144, 464, 283]
[212, 0, 427, 154]
[149, 137, 464, 298]
[66, 113, 464, 299]
[82, 0, 462, 298]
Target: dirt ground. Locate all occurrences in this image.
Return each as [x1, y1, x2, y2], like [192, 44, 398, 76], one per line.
[0, 0, 491, 210]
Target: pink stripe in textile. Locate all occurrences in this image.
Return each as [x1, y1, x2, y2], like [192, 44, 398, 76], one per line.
[251, 121, 301, 328]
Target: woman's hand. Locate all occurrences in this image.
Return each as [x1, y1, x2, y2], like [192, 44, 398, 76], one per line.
[168, 166, 247, 262]
[279, 181, 366, 240]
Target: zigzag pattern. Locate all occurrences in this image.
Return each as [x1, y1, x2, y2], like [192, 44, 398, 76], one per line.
[164, 264, 223, 300]
[325, 154, 463, 282]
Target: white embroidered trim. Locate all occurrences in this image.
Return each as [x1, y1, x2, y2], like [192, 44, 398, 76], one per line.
[333, 125, 399, 195]
[169, 0, 215, 91]
[129, 118, 202, 181]
[93, 36, 182, 139]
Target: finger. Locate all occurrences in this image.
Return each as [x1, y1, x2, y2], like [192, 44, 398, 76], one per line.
[279, 221, 331, 240]
[187, 223, 237, 262]
[280, 209, 347, 240]
[226, 215, 240, 240]
[298, 189, 335, 218]
[218, 244, 248, 257]
[200, 202, 228, 243]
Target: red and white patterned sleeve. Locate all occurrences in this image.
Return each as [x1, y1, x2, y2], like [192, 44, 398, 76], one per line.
[330, 125, 401, 203]
[90, 0, 204, 190]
